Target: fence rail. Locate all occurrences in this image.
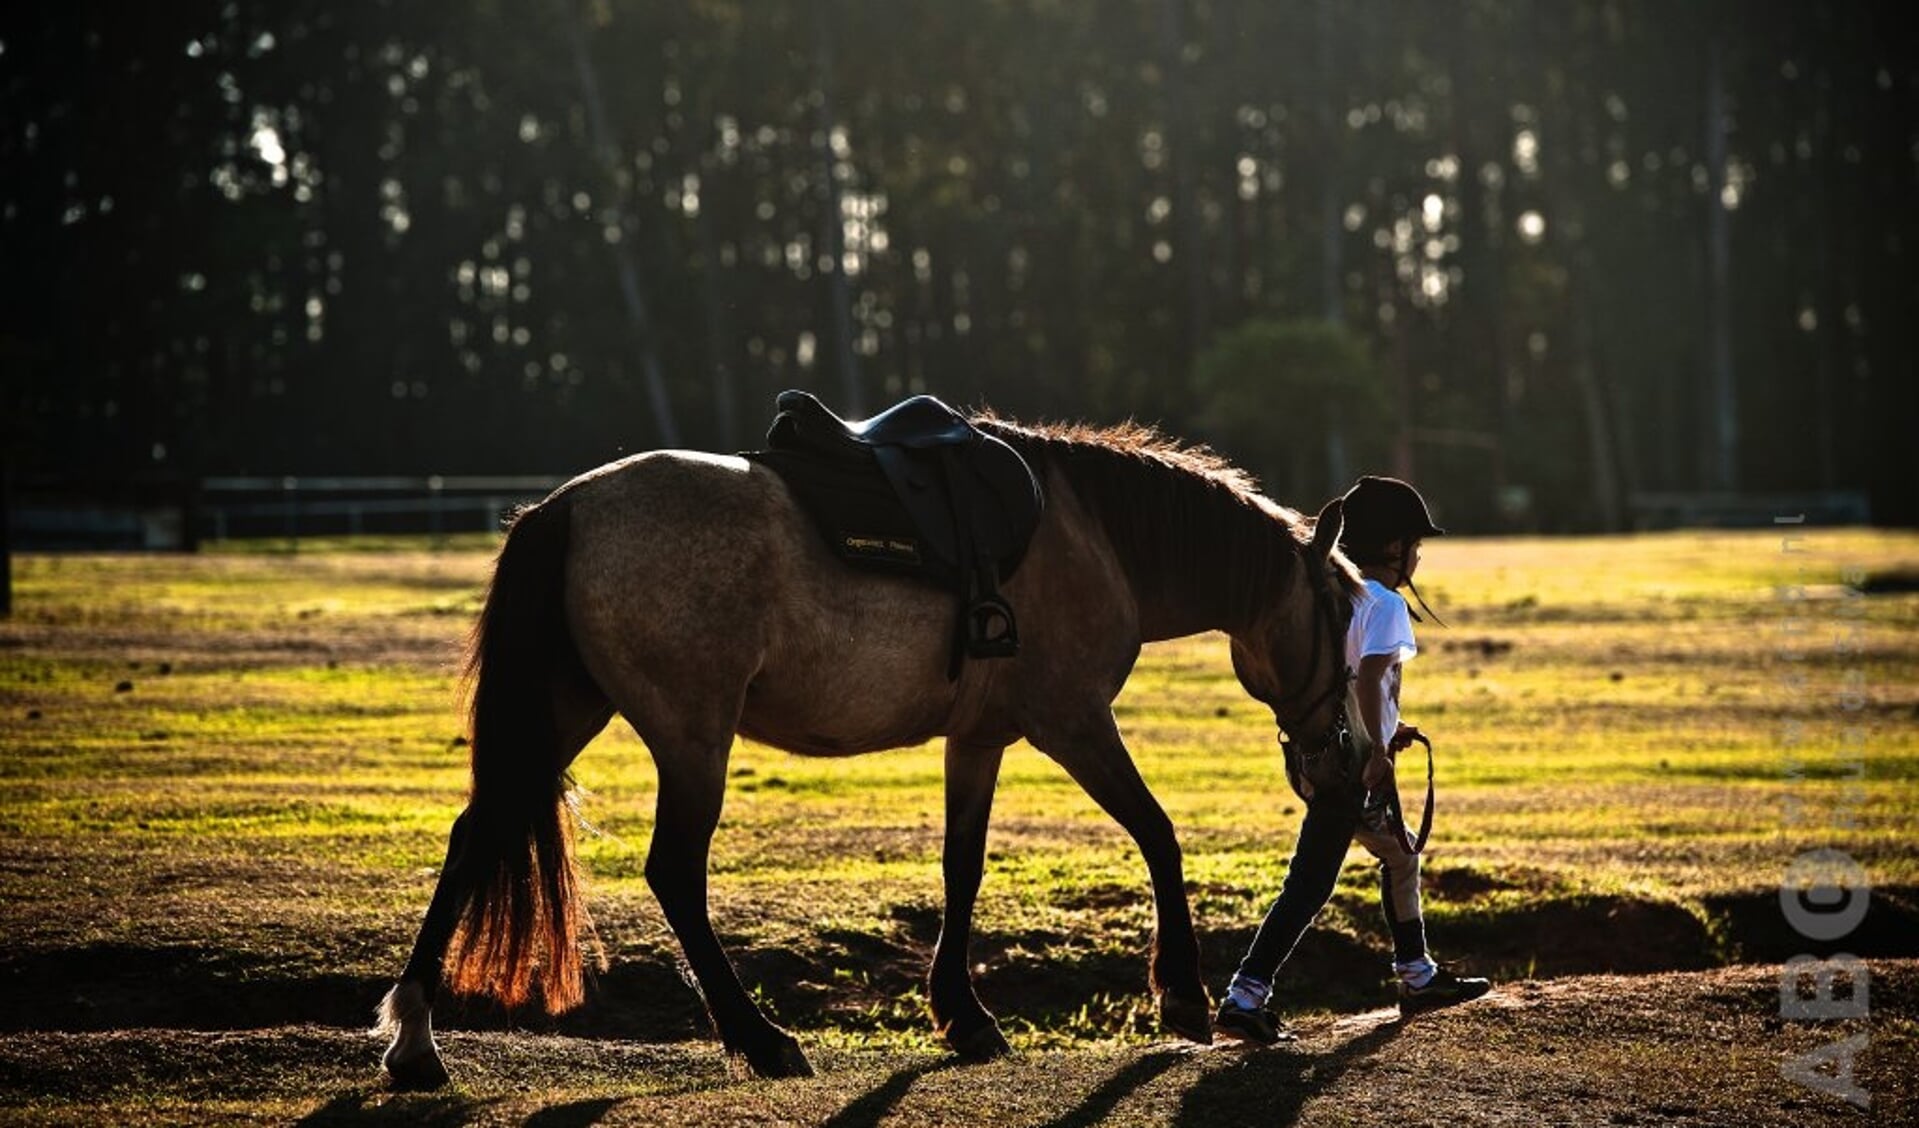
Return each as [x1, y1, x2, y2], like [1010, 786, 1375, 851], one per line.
[7, 478, 1880, 550]
[196, 475, 566, 543]
[12, 475, 570, 549]
[1626, 490, 1870, 529]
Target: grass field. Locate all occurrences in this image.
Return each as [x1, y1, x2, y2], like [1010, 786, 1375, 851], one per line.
[1, 529, 1915, 1124]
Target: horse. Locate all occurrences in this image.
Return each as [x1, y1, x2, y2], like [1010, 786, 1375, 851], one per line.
[375, 412, 1362, 1086]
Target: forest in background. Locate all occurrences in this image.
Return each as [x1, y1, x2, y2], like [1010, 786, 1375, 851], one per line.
[4, 0, 1915, 531]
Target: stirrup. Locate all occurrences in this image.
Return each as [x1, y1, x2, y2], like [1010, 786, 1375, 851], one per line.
[966, 596, 1019, 658]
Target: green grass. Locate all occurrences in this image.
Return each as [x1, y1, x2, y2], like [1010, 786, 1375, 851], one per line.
[1, 529, 1915, 1047]
[2, 529, 1917, 1125]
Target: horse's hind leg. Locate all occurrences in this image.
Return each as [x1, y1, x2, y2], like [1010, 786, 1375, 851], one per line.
[1030, 711, 1213, 1045]
[644, 734, 812, 1079]
[377, 681, 612, 1089]
[376, 811, 467, 1090]
[929, 739, 1011, 1059]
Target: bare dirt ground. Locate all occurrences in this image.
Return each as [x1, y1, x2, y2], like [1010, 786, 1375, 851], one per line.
[0, 960, 1908, 1126]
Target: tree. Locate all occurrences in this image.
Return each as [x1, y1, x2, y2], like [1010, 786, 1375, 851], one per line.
[1190, 318, 1391, 504]
[5, 2, 1912, 528]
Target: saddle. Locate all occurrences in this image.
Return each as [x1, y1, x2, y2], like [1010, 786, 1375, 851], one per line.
[748, 390, 1043, 677]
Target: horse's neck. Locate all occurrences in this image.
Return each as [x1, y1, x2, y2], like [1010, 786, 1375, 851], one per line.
[1022, 433, 1294, 644]
[1134, 589, 1223, 643]
[1131, 556, 1280, 643]
[1084, 500, 1293, 645]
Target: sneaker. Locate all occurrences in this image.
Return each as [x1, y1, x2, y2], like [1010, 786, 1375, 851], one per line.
[1213, 999, 1298, 1045]
[1398, 966, 1492, 1014]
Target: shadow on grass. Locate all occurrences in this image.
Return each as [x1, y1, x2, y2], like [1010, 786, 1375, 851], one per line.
[0, 943, 705, 1039]
[1705, 883, 1919, 963]
[522, 1097, 624, 1127]
[0, 943, 386, 1033]
[292, 1090, 619, 1127]
[1036, 1048, 1187, 1128]
[7, 886, 1913, 1038]
[294, 1092, 494, 1126]
[1172, 1021, 1404, 1127]
[815, 1046, 1193, 1128]
[817, 1058, 956, 1128]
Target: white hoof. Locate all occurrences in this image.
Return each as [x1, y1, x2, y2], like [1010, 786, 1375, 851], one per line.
[375, 983, 449, 1090]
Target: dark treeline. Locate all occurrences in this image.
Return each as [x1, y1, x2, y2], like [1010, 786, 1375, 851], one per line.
[4, 1, 1914, 530]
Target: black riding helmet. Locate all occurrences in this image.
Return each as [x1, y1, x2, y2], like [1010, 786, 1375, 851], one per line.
[1338, 475, 1445, 562]
[1338, 475, 1446, 623]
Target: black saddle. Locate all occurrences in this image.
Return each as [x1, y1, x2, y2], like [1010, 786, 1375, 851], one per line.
[749, 390, 1044, 676]
[775, 391, 979, 451]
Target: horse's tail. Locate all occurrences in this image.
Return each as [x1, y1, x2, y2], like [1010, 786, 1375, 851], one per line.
[443, 496, 599, 1014]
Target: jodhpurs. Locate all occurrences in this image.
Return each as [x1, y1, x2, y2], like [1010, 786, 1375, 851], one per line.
[1233, 788, 1427, 987]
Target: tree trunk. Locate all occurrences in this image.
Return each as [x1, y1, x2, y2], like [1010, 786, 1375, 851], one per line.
[564, 4, 681, 448]
[1159, 0, 1210, 361]
[0, 456, 12, 617]
[1701, 29, 1738, 491]
[1570, 262, 1623, 531]
[696, 178, 739, 450]
[1443, 0, 1513, 515]
[1315, 0, 1343, 327]
[813, 4, 862, 414]
[1856, 6, 1919, 525]
[1316, 0, 1352, 488]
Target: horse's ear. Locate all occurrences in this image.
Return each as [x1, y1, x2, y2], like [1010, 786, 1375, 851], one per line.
[1310, 497, 1344, 559]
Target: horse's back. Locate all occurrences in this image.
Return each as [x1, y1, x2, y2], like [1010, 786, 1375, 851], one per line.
[559, 448, 814, 645]
[557, 450, 961, 754]
[563, 450, 786, 586]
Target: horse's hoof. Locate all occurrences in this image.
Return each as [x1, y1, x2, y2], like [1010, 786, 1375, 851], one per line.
[944, 1017, 1012, 1061]
[382, 1048, 450, 1091]
[1159, 991, 1214, 1046]
[742, 1035, 814, 1079]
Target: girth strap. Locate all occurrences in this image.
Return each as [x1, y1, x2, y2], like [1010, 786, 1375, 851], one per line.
[940, 445, 1018, 676]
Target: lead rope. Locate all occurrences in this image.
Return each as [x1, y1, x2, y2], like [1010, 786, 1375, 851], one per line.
[1387, 730, 1436, 855]
[1387, 543, 1438, 853]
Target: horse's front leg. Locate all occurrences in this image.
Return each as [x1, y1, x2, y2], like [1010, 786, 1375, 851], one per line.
[1030, 712, 1213, 1045]
[929, 738, 1010, 1059]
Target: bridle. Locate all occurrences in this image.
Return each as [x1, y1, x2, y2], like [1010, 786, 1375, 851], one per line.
[1274, 553, 1434, 857]
[1271, 553, 1354, 737]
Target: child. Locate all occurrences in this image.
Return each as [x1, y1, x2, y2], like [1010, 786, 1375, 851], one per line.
[1215, 475, 1490, 1044]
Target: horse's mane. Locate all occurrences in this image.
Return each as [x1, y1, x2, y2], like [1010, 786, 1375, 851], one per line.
[975, 412, 1351, 629]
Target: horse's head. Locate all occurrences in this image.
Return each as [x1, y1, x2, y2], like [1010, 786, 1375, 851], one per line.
[1231, 496, 1366, 755]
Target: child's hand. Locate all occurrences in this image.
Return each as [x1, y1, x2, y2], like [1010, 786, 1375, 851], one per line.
[1362, 749, 1395, 792]
[1389, 723, 1425, 753]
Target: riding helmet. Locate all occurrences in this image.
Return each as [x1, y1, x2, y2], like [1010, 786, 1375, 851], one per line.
[1339, 475, 1445, 559]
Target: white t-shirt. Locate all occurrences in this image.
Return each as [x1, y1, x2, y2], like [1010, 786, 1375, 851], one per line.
[1347, 578, 1417, 742]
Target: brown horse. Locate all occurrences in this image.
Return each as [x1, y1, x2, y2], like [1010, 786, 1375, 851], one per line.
[375, 414, 1361, 1085]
